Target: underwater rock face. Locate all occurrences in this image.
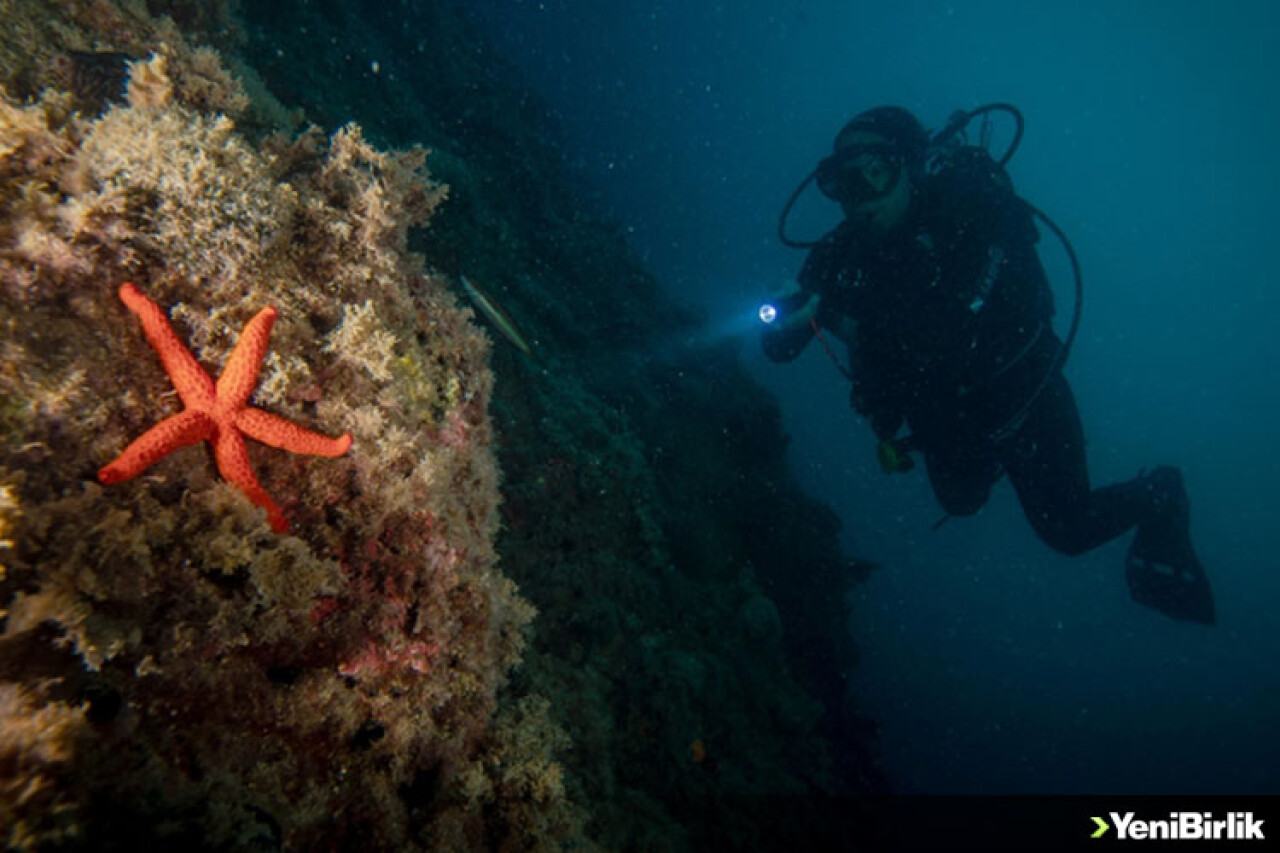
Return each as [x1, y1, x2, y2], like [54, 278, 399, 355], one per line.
[2, 2, 879, 849]
[231, 0, 883, 848]
[0, 16, 571, 849]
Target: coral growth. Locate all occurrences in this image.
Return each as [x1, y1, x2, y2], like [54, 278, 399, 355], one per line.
[0, 685, 86, 849]
[1, 0, 248, 115]
[234, 1, 883, 850]
[0, 34, 564, 849]
[2, 1, 880, 848]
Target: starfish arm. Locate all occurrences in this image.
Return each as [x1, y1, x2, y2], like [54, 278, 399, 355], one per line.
[98, 409, 216, 485]
[236, 407, 353, 457]
[216, 306, 277, 409]
[212, 430, 290, 533]
[118, 283, 216, 409]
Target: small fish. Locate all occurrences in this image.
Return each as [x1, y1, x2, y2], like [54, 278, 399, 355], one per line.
[459, 275, 536, 359]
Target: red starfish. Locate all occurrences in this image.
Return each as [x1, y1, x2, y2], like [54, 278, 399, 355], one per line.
[99, 283, 352, 533]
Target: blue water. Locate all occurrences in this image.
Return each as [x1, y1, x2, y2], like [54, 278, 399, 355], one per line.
[462, 1, 1280, 794]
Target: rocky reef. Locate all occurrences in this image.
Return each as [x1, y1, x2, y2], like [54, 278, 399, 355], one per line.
[0, 3, 569, 848]
[1, 2, 880, 850]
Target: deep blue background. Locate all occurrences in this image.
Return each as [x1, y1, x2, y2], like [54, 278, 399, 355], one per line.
[461, 1, 1280, 793]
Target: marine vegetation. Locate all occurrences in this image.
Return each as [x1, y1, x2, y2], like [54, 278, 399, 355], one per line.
[1, 2, 880, 850]
[0, 19, 575, 849]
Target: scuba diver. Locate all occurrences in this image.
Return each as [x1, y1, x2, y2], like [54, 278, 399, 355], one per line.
[762, 104, 1215, 624]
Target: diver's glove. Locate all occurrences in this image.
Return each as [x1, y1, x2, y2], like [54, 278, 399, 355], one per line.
[876, 438, 916, 474]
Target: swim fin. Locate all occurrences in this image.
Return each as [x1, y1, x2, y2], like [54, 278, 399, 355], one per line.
[1124, 467, 1215, 625]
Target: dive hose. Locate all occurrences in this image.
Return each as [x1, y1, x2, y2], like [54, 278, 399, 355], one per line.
[777, 102, 1083, 456]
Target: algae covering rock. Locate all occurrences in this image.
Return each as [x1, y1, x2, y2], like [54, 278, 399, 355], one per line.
[0, 41, 573, 850]
[234, 3, 883, 849]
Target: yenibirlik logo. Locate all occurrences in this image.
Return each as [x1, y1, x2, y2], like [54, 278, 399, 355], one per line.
[1091, 812, 1266, 842]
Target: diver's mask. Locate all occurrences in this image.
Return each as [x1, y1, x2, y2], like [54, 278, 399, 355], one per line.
[814, 143, 904, 207]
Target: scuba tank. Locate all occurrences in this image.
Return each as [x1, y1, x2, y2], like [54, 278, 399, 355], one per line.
[776, 103, 1084, 450]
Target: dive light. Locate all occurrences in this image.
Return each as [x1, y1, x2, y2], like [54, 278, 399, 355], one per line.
[758, 290, 809, 325]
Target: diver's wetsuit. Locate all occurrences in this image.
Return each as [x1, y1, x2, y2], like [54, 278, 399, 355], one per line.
[763, 152, 1157, 555]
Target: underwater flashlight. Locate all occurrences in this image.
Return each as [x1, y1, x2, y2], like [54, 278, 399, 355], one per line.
[758, 290, 809, 325]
